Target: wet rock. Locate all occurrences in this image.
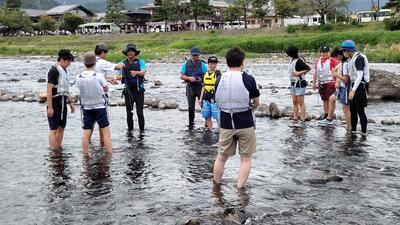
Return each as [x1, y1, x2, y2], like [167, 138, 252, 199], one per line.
[271, 89, 278, 94]
[176, 217, 200, 225]
[0, 94, 12, 101]
[24, 97, 36, 102]
[305, 90, 312, 95]
[326, 175, 344, 182]
[281, 106, 293, 117]
[303, 178, 329, 185]
[178, 106, 188, 112]
[23, 91, 34, 98]
[381, 119, 395, 125]
[117, 100, 126, 106]
[158, 100, 178, 109]
[9, 79, 20, 82]
[396, 121, 400, 125]
[144, 98, 161, 108]
[108, 101, 118, 107]
[38, 92, 47, 103]
[22, 73, 28, 76]
[154, 80, 163, 86]
[37, 78, 46, 83]
[12, 94, 25, 102]
[369, 69, 400, 100]
[368, 118, 376, 123]
[269, 102, 280, 119]
[255, 103, 269, 117]
[258, 84, 263, 89]
[224, 208, 253, 225]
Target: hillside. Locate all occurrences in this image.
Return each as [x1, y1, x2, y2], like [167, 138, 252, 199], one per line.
[0, 0, 59, 9]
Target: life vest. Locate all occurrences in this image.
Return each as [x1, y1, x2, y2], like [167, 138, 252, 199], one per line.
[76, 71, 106, 109]
[203, 71, 217, 92]
[185, 60, 203, 81]
[288, 58, 299, 82]
[52, 64, 70, 98]
[215, 71, 251, 114]
[122, 58, 144, 91]
[349, 53, 370, 83]
[316, 57, 334, 83]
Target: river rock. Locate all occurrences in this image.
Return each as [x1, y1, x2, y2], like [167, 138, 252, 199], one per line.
[9, 79, 20, 82]
[281, 106, 293, 117]
[154, 80, 163, 86]
[38, 92, 47, 103]
[255, 103, 269, 117]
[23, 91, 34, 98]
[258, 84, 263, 89]
[108, 101, 118, 107]
[271, 89, 278, 94]
[144, 98, 161, 108]
[22, 73, 28, 76]
[178, 106, 188, 112]
[269, 102, 280, 119]
[12, 94, 25, 102]
[158, 100, 178, 109]
[368, 118, 376, 123]
[24, 97, 36, 102]
[369, 69, 400, 100]
[117, 100, 126, 106]
[37, 78, 46, 83]
[381, 119, 396, 125]
[0, 94, 12, 101]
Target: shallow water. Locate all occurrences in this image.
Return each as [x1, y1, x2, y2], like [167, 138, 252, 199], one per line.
[0, 59, 400, 224]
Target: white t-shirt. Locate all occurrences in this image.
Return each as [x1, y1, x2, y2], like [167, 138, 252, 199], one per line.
[96, 56, 116, 79]
[76, 71, 107, 110]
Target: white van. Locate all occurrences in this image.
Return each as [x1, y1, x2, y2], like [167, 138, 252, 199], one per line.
[224, 21, 245, 30]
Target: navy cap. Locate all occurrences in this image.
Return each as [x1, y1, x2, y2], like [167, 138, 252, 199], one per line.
[320, 46, 330, 52]
[191, 47, 201, 56]
[208, 56, 218, 63]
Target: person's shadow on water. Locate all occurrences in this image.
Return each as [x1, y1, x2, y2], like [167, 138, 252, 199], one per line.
[82, 151, 112, 197]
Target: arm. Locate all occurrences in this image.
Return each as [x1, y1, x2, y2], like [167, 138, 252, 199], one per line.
[47, 83, 54, 117]
[198, 87, 205, 106]
[180, 73, 196, 82]
[252, 97, 260, 110]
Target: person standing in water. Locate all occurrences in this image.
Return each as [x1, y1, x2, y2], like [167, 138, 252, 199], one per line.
[213, 47, 260, 189]
[121, 43, 147, 132]
[198, 56, 222, 131]
[341, 40, 370, 135]
[286, 46, 311, 122]
[46, 49, 75, 150]
[329, 47, 352, 131]
[180, 48, 207, 129]
[76, 52, 112, 154]
[313, 46, 339, 125]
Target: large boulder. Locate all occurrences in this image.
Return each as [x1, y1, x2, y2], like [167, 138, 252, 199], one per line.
[0, 94, 12, 101]
[38, 92, 47, 103]
[144, 98, 161, 108]
[254, 103, 269, 117]
[369, 69, 400, 100]
[269, 102, 280, 119]
[158, 100, 178, 109]
[281, 106, 293, 117]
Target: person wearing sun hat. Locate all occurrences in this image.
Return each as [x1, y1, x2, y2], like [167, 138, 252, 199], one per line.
[341, 39, 370, 135]
[180, 47, 208, 129]
[121, 43, 147, 132]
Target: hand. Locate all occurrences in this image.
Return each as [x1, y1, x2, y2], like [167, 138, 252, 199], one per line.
[189, 77, 197, 82]
[130, 71, 137, 77]
[198, 99, 203, 107]
[349, 90, 355, 100]
[47, 107, 54, 118]
[70, 104, 75, 113]
[108, 78, 118, 85]
[312, 83, 317, 91]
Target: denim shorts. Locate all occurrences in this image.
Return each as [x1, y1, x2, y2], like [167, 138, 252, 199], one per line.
[290, 86, 306, 96]
[337, 86, 350, 105]
[202, 100, 219, 120]
[82, 108, 110, 129]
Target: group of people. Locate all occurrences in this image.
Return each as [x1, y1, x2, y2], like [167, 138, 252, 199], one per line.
[45, 39, 369, 188]
[287, 39, 370, 135]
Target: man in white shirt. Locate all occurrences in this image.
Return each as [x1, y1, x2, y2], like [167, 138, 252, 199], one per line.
[76, 52, 112, 154]
[95, 43, 124, 84]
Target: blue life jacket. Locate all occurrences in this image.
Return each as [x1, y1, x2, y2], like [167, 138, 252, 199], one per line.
[185, 60, 203, 81]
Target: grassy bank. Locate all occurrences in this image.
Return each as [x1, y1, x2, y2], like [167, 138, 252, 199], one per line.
[1, 22, 400, 63]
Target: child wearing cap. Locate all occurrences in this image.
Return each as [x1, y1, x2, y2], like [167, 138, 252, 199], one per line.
[199, 56, 222, 131]
[76, 52, 112, 154]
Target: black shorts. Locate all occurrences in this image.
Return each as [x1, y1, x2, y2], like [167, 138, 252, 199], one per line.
[82, 108, 109, 130]
[47, 105, 67, 130]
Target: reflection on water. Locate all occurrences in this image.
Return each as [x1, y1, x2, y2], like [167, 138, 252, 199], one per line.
[82, 152, 112, 197]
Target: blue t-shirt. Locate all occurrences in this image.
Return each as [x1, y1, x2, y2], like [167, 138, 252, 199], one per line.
[179, 61, 207, 74]
[215, 72, 260, 129]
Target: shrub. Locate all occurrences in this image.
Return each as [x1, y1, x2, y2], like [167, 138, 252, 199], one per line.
[384, 18, 400, 31]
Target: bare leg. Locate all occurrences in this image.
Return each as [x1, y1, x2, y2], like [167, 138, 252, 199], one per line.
[213, 153, 229, 184]
[298, 96, 306, 121]
[99, 128, 104, 147]
[327, 95, 336, 120]
[323, 100, 329, 115]
[49, 130, 58, 150]
[206, 118, 212, 131]
[292, 94, 299, 120]
[56, 127, 64, 149]
[237, 155, 252, 189]
[82, 129, 92, 154]
[343, 105, 351, 131]
[100, 127, 112, 154]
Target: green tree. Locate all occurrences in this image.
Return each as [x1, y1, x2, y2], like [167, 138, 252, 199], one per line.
[384, 0, 400, 15]
[275, 0, 298, 17]
[299, 0, 349, 25]
[224, 5, 241, 23]
[189, 0, 212, 30]
[38, 16, 56, 32]
[5, 0, 22, 9]
[252, 0, 271, 20]
[105, 0, 127, 25]
[61, 13, 84, 33]
[153, 0, 179, 31]
[233, 0, 252, 28]
[0, 9, 32, 34]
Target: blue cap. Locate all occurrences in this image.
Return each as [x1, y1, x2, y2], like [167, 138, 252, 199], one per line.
[341, 40, 357, 52]
[320, 46, 330, 52]
[191, 47, 201, 56]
